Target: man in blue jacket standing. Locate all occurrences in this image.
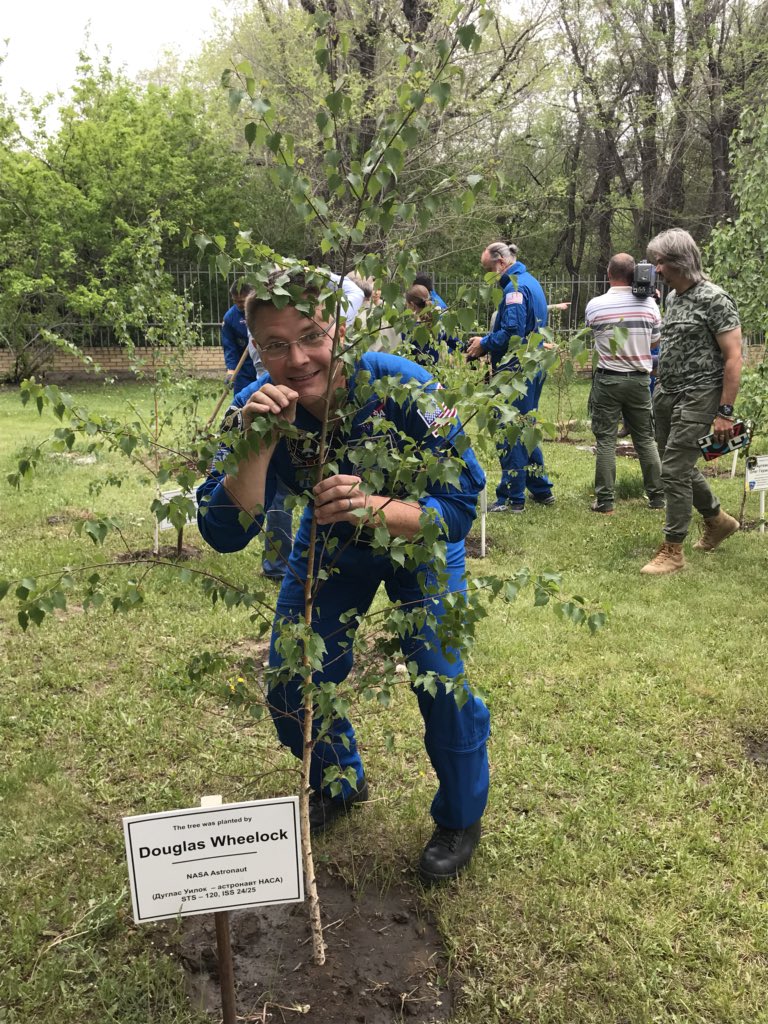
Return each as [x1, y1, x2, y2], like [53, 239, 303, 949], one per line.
[198, 267, 490, 884]
[466, 241, 555, 513]
[221, 281, 260, 395]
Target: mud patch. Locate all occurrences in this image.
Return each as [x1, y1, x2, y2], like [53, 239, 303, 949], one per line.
[740, 519, 767, 532]
[744, 734, 768, 766]
[46, 507, 94, 525]
[174, 868, 452, 1023]
[49, 451, 97, 465]
[114, 544, 201, 562]
[573, 442, 639, 459]
[465, 534, 493, 559]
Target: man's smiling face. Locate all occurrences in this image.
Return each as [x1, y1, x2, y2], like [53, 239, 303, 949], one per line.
[250, 303, 343, 405]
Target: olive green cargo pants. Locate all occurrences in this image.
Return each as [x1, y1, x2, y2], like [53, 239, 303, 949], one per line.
[590, 372, 663, 507]
[653, 385, 721, 542]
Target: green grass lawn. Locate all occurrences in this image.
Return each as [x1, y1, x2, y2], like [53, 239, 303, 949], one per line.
[1, 377, 768, 1024]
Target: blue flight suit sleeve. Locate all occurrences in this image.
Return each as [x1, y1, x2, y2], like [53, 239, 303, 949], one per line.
[397, 382, 486, 543]
[196, 380, 276, 553]
[480, 290, 527, 362]
[220, 307, 246, 371]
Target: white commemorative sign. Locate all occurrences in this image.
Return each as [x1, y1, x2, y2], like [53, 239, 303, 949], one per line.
[746, 455, 768, 493]
[158, 487, 199, 531]
[123, 798, 303, 923]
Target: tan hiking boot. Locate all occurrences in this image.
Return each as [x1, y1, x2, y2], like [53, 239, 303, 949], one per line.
[693, 509, 739, 552]
[640, 542, 685, 575]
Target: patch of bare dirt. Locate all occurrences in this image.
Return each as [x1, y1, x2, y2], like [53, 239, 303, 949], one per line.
[744, 734, 768, 766]
[46, 508, 94, 525]
[464, 534, 493, 558]
[114, 545, 201, 562]
[572, 442, 638, 458]
[173, 867, 453, 1023]
[230, 637, 272, 661]
[739, 519, 767, 532]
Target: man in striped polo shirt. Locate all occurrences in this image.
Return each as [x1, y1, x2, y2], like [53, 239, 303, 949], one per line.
[585, 253, 664, 514]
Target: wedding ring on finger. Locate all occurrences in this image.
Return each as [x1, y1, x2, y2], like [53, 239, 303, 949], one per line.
[347, 497, 353, 512]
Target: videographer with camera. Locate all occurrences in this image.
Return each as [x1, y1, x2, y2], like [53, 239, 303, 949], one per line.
[640, 228, 743, 576]
[585, 253, 665, 515]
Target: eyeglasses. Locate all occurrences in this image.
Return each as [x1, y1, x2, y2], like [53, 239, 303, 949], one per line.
[257, 326, 333, 360]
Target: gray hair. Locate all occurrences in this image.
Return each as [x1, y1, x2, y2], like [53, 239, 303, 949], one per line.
[486, 241, 518, 264]
[646, 228, 706, 284]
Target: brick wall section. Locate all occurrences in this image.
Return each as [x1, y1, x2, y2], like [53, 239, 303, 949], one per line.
[0, 341, 764, 382]
[0, 346, 228, 381]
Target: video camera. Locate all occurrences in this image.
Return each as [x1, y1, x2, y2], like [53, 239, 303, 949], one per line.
[632, 260, 657, 298]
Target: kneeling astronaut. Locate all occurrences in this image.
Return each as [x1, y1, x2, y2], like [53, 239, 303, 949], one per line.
[197, 267, 490, 884]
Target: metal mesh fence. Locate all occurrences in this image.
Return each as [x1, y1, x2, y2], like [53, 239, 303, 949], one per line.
[4, 265, 765, 350]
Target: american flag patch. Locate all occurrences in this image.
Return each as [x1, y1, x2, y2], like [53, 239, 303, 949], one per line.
[506, 291, 523, 304]
[418, 402, 458, 435]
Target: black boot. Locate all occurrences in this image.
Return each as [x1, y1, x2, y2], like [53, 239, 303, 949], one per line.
[418, 820, 482, 884]
[308, 778, 369, 834]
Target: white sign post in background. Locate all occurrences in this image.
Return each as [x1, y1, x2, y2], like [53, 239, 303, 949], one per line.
[745, 454, 768, 535]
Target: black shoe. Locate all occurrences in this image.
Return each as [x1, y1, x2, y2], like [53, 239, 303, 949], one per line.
[647, 499, 665, 510]
[487, 500, 511, 513]
[617, 425, 630, 438]
[418, 820, 482, 885]
[308, 778, 369, 834]
[532, 494, 555, 506]
[591, 501, 615, 515]
[488, 500, 525, 514]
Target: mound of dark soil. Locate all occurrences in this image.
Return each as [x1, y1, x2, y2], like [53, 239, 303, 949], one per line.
[174, 867, 452, 1024]
[465, 534, 493, 558]
[114, 545, 201, 562]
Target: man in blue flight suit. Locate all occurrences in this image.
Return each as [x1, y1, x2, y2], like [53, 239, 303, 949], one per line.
[221, 282, 260, 395]
[466, 241, 555, 513]
[404, 284, 459, 367]
[197, 268, 490, 884]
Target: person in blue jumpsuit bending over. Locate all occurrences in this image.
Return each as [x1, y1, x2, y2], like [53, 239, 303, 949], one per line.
[197, 269, 490, 884]
[466, 241, 555, 513]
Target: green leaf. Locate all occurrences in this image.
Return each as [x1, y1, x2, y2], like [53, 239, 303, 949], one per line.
[228, 88, 245, 115]
[457, 24, 478, 50]
[429, 82, 451, 110]
[326, 91, 344, 116]
[382, 147, 404, 175]
[29, 606, 46, 626]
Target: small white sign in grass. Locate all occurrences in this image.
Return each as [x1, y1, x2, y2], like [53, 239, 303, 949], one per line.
[745, 455, 768, 492]
[745, 454, 768, 535]
[123, 797, 303, 924]
[157, 487, 199, 532]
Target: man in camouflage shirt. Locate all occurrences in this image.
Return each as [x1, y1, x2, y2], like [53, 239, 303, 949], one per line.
[640, 228, 743, 575]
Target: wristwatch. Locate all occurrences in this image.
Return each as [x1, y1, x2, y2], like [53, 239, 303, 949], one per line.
[221, 406, 245, 433]
[717, 403, 735, 418]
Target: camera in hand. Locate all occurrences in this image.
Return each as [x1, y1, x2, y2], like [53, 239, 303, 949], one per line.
[632, 260, 657, 298]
